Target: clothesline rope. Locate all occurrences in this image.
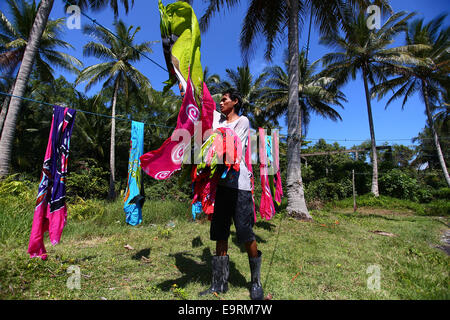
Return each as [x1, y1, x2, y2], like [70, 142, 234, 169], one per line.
[0, 91, 175, 129]
[1, 91, 448, 144]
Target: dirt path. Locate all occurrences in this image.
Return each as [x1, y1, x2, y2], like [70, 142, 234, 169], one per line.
[435, 229, 450, 256]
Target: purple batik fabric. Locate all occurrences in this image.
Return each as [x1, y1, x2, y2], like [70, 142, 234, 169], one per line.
[28, 106, 76, 260]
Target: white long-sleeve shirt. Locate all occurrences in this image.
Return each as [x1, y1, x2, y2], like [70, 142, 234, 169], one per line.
[212, 110, 253, 191]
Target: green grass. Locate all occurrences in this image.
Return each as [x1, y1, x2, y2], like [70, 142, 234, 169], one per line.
[327, 194, 450, 216]
[0, 186, 449, 300]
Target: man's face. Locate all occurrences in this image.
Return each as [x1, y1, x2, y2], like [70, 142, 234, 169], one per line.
[219, 93, 237, 115]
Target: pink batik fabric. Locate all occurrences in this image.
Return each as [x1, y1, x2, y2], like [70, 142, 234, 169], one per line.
[140, 79, 215, 180]
[272, 130, 283, 205]
[258, 128, 276, 220]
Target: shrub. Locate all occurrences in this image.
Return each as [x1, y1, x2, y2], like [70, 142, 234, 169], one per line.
[144, 176, 191, 203]
[326, 194, 426, 215]
[379, 169, 421, 202]
[69, 199, 106, 221]
[305, 178, 353, 202]
[414, 185, 434, 203]
[420, 170, 447, 189]
[432, 188, 450, 201]
[66, 161, 109, 201]
[425, 200, 450, 216]
[0, 174, 36, 201]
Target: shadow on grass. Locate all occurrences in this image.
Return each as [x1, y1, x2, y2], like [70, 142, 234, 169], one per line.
[255, 220, 276, 232]
[131, 248, 151, 260]
[192, 236, 203, 248]
[156, 247, 248, 293]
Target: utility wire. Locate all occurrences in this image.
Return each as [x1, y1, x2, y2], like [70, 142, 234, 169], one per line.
[2, 90, 448, 145]
[0, 91, 175, 129]
[64, 0, 168, 73]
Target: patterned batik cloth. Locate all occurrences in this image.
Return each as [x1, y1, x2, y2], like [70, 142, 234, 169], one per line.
[258, 128, 276, 220]
[191, 127, 242, 220]
[124, 121, 145, 226]
[272, 130, 283, 205]
[28, 106, 76, 260]
[140, 78, 215, 181]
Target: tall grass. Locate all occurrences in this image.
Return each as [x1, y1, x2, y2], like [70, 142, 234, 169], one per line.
[326, 194, 449, 216]
[0, 177, 448, 300]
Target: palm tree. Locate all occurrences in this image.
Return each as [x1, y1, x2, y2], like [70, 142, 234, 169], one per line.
[220, 65, 269, 126]
[193, 0, 389, 220]
[76, 20, 153, 200]
[203, 66, 222, 95]
[371, 15, 450, 186]
[0, 0, 135, 178]
[261, 49, 346, 136]
[320, 9, 414, 196]
[0, 0, 82, 135]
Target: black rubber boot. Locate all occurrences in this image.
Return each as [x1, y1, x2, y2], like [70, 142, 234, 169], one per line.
[249, 250, 264, 300]
[199, 255, 229, 296]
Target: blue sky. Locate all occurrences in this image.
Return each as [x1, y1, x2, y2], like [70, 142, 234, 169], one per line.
[1, 0, 449, 149]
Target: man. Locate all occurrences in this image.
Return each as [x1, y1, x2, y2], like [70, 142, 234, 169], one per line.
[199, 88, 263, 300]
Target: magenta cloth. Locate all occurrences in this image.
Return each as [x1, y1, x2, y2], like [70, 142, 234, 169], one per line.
[200, 82, 215, 141]
[28, 106, 76, 260]
[245, 130, 256, 222]
[191, 127, 243, 219]
[140, 79, 215, 180]
[258, 128, 276, 220]
[272, 130, 283, 205]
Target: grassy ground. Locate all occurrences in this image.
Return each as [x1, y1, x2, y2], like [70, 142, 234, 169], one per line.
[0, 186, 448, 300]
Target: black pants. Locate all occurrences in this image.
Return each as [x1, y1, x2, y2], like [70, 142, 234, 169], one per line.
[210, 185, 255, 244]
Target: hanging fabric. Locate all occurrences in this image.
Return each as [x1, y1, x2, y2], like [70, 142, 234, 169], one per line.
[272, 130, 283, 206]
[191, 127, 242, 220]
[28, 106, 76, 260]
[140, 76, 205, 180]
[142, 1, 215, 183]
[124, 121, 145, 226]
[245, 130, 256, 222]
[258, 128, 276, 220]
[158, 0, 204, 104]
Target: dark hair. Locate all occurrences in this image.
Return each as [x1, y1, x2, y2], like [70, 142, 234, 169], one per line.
[222, 88, 243, 114]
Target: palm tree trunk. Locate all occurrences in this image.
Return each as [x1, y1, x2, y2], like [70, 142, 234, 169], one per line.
[108, 79, 120, 200]
[422, 80, 450, 187]
[0, 84, 15, 136]
[362, 68, 379, 197]
[0, 0, 54, 178]
[286, 0, 312, 221]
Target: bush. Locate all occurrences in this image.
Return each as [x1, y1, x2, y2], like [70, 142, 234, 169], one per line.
[66, 160, 109, 201]
[379, 169, 421, 202]
[144, 176, 191, 203]
[326, 194, 426, 215]
[420, 170, 447, 189]
[305, 178, 353, 202]
[425, 200, 450, 216]
[432, 188, 450, 201]
[0, 174, 36, 201]
[415, 186, 434, 203]
[69, 199, 106, 221]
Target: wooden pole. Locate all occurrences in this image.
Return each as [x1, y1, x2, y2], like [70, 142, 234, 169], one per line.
[352, 169, 357, 213]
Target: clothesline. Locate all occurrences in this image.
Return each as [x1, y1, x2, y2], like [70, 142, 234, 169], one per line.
[1, 91, 448, 143]
[0, 91, 175, 129]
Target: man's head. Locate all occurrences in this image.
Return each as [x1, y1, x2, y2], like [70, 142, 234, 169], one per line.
[220, 88, 243, 115]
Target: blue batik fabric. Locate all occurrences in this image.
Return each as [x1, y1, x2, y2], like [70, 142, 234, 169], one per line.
[124, 121, 145, 225]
